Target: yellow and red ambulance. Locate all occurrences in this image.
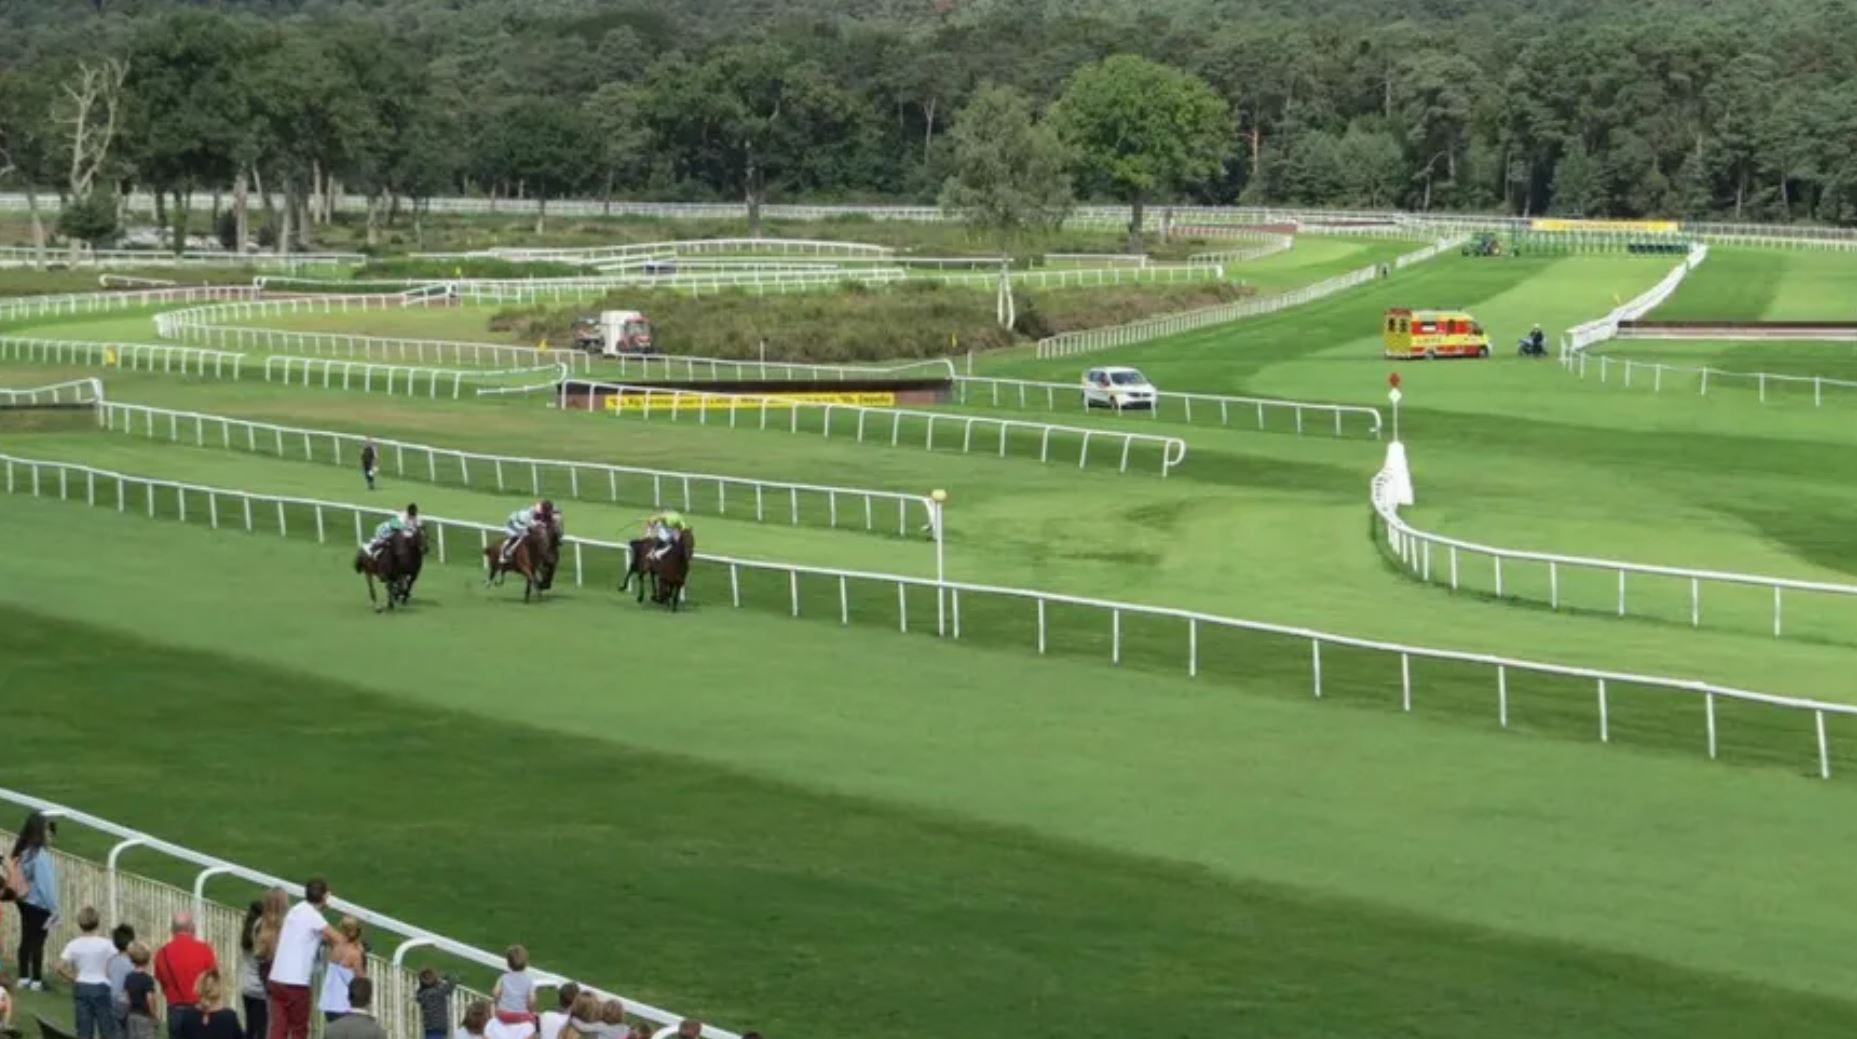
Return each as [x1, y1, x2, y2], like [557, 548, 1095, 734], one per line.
[1382, 308, 1490, 359]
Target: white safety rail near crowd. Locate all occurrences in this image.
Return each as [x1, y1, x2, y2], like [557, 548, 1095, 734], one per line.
[1370, 460, 1857, 639]
[6, 453, 1855, 780]
[99, 400, 936, 535]
[563, 380, 1191, 476]
[0, 335, 248, 378]
[0, 789, 736, 1039]
[952, 374, 1384, 438]
[1035, 238, 1462, 359]
[263, 357, 568, 399]
[0, 376, 104, 406]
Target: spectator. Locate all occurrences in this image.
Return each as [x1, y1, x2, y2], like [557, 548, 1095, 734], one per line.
[0, 975, 18, 1038]
[56, 906, 116, 1039]
[249, 887, 286, 1039]
[264, 879, 343, 1039]
[9, 812, 58, 991]
[647, 1021, 702, 1039]
[154, 911, 219, 1039]
[413, 968, 456, 1039]
[188, 971, 242, 1039]
[123, 943, 159, 1039]
[558, 992, 600, 1039]
[491, 946, 536, 1027]
[315, 918, 365, 1024]
[625, 1027, 651, 1039]
[536, 983, 578, 1039]
[455, 1001, 492, 1039]
[323, 979, 383, 1039]
[107, 924, 137, 1035]
[594, 1002, 626, 1039]
[360, 440, 379, 492]
[237, 899, 273, 1039]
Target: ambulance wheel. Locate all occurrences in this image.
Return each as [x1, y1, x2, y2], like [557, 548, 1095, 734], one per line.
[1424, 348, 1436, 360]
[1478, 345, 1491, 358]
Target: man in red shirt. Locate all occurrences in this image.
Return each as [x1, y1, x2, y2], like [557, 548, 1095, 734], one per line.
[153, 911, 219, 1039]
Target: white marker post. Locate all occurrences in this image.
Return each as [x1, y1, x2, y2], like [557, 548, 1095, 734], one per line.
[931, 488, 948, 636]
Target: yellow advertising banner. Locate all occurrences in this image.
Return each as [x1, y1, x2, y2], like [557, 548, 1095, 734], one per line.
[603, 391, 897, 412]
[1530, 218, 1680, 234]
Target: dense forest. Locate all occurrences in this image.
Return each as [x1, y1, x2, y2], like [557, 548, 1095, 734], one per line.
[2, 0, 1856, 246]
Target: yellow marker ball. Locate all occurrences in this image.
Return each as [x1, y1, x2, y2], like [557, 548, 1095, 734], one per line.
[931, 489, 948, 503]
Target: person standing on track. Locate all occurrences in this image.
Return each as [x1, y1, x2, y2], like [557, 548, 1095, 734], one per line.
[360, 440, 378, 491]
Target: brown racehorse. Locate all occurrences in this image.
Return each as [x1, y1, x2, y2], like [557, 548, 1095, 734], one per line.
[483, 517, 561, 603]
[622, 528, 694, 610]
[354, 528, 424, 612]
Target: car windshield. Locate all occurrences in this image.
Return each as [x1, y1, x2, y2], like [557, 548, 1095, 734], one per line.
[1109, 371, 1147, 386]
[625, 321, 650, 336]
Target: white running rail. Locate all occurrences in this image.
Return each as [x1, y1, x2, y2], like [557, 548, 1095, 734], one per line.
[0, 285, 259, 323]
[562, 381, 1190, 476]
[1188, 232, 1295, 265]
[1035, 238, 1461, 359]
[0, 335, 248, 377]
[0, 377, 105, 406]
[951, 375, 1383, 438]
[1370, 458, 1857, 639]
[262, 357, 567, 399]
[1558, 244, 1710, 358]
[6, 453, 1853, 779]
[100, 400, 935, 534]
[1567, 352, 1857, 408]
[0, 789, 734, 1039]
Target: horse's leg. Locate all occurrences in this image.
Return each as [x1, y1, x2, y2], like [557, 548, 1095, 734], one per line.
[364, 570, 381, 611]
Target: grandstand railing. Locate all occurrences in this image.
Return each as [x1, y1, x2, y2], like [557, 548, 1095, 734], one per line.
[1034, 238, 1461, 359]
[1369, 455, 1857, 640]
[4, 453, 1851, 780]
[98, 400, 935, 534]
[950, 375, 1383, 438]
[0, 790, 733, 1039]
[562, 381, 1190, 476]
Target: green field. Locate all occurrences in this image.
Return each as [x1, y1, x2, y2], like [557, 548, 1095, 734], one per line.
[4, 241, 1857, 1038]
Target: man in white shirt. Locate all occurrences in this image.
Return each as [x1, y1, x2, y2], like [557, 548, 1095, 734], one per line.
[264, 878, 343, 1039]
[56, 906, 116, 1039]
[536, 983, 578, 1039]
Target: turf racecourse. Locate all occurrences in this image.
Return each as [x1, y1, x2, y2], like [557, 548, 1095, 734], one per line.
[3, 243, 1857, 1037]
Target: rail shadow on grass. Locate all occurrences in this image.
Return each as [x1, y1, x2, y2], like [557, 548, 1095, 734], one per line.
[6, 604, 1857, 1039]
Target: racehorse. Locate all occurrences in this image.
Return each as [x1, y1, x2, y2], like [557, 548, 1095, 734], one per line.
[621, 528, 695, 610]
[353, 528, 425, 612]
[483, 513, 563, 603]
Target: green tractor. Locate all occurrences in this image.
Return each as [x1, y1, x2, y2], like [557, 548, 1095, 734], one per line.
[1462, 231, 1505, 257]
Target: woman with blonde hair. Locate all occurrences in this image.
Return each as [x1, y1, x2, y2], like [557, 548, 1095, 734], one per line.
[193, 970, 245, 1039]
[314, 917, 365, 1024]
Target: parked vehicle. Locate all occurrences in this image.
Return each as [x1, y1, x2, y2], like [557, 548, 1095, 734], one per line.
[571, 310, 654, 356]
[1081, 366, 1158, 410]
[1382, 308, 1490, 359]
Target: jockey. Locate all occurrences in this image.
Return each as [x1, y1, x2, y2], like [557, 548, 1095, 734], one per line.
[501, 499, 555, 563]
[645, 510, 689, 561]
[365, 504, 420, 558]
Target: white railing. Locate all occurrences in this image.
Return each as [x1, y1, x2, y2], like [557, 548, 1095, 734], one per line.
[564, 381, 1189, 476]
[1188, 232, 1295, 265]
[932, 264, 1221, 289]
[447, 268, 910, 304]
[600, 354, 956, 383]
[0, 246, 364, 269]
[0, 284, 259, 323]
[0, 376, 104, 406]
[7, 452, 1852, 779]
[0, 789, 734, 1039]
[175, 319, 585, 371]
[1567, 351, 1857, 407]
[951, 375, 1383, 438]
[100, 400, 935, 534]
[1043, 252, 1149, 267]
[457, 238, 897, 263]
[1370, 455, 1857, 639]
[1559, 244, 1710, 357]
[263, 356, 565, 399]
[1035, 238, 1461, 359]
[0, 335, 248, 377]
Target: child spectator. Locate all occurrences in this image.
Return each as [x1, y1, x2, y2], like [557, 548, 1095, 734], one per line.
[455, 1001, 492, 1039]
[536, 984, 577, 1039]
[57, 906, 116, 1039]
[124, 943, 160, 1039]
[107, 924, 137, 1035]
[413, 968, 456, 1039]
[492, 947, 536, 1027]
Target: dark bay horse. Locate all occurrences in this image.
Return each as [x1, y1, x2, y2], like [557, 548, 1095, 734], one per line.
[622, 528, 695, 610]
[483, 515, 563, 602]
[354, 528, 425, 611]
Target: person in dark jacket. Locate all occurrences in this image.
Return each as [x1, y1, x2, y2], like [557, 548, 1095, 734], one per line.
[360, 440, 378, 490]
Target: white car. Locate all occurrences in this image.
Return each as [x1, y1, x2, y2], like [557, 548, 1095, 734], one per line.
[1081, 366, 1158, 410]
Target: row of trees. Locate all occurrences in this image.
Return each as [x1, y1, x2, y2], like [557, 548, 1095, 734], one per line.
[2, 0, 1856, 255]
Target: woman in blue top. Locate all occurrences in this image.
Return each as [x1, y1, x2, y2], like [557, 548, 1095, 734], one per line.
[11, 811, 58, 990]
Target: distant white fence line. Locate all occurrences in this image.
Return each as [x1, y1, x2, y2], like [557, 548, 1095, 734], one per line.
[100, 400, 935, 534]
[7, 452, 1853, 779]
[951, 374, 1383, 438]
[0, 335, 248, 377]
[1034, 238, 1462, 359]
[595, 353, 957, 383]
[0, 788, 734, 1039]
[0, 284, 259, 323]
[1189, 232, 1295, 265]
[1566, 351, 1857, 408]
[1558, 244, 1710, 357]
[0, 246, 364, 270]
[263, 356, 566, 399]
[1370, 453, 1857, 639]
[426, 238, 899, 264]
[0, 376, 104, 406]
[564, 380, 1190, 476]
